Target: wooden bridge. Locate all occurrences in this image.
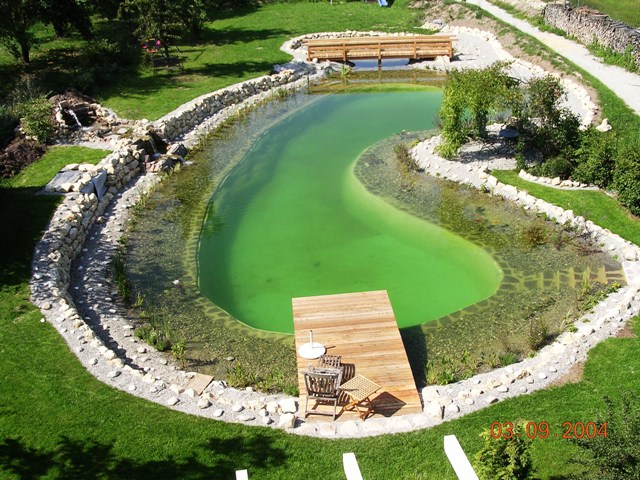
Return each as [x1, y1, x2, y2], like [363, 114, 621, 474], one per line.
[305, 35, 455, 65]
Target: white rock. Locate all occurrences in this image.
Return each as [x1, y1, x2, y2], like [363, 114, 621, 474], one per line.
[107, 370, 120, 379]
[197, 398, 211, 409]
[232, 404, 244, 413]
[128, 384, 136, 392]
[445, 403, 460, 415]
[425, 402, 444, 419]
[279, 398, 297, 414]
[184, 388, 196, 399]
[277, 413, 296, 429]
[496, 385, 509, 393]
[213, 409, 224, 417]
[89, 358, 98, 366]
[169, 384, 183, 395]
[261, 417, 273, 425]
[486, 396, 499, 405]
[167, 396, 179, 406]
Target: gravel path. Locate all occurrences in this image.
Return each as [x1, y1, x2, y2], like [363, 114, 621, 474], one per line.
[462, 0, 640, 116]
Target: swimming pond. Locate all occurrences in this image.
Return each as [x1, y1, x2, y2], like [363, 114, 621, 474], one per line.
[125, 82, 623, 384]
[197, 89, 502, 333]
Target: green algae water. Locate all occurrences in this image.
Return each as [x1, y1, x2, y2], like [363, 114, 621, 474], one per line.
[198, 89, 503, 333]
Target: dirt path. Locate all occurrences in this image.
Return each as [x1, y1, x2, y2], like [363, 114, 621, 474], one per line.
[462, 0, 640, 117]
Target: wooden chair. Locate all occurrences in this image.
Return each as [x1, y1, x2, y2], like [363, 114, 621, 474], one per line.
[303, 367, 343, 420]
[317, 354, 342, 369]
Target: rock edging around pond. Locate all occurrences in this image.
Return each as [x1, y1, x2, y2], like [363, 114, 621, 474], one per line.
[409, 135, 640, 424]
[30, 63, 332, 433]
[29, 34, 640, 439]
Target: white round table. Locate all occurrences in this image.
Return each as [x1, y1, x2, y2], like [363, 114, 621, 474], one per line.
[298, 342, 326, 359]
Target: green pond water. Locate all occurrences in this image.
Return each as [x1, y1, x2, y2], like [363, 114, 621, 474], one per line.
[197, 90, 503, 333]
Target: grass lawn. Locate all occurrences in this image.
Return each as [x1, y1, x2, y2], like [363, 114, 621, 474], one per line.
[0, 97, 638, 480]
[1, 2, 640, 478]
[569, 0, 640, 27]
[0, 146, 110, 189]
[98, 1, 425, 120]
[492, 170, 640, 246]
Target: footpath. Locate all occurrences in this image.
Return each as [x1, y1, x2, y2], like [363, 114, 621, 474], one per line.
[462, 0, 640, 117]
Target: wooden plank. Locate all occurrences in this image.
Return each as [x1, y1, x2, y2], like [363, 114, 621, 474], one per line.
[293, 290, 422, 422]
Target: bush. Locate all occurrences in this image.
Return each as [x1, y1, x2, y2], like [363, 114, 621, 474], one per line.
[569, 392, 640, 479]
[15, 97, 54, 144]
[474, 422, 534, 480]
[573, 128, 617, 188]
[76, 39, 139, 92]
[529, 155, 574, 180]
[613, 147, 640, 216]
[0, 105, 18, 148]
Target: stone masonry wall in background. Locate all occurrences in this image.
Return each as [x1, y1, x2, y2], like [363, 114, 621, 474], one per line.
[544, 4, 640, 70]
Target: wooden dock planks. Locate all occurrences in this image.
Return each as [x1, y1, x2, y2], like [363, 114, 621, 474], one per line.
[293, 290, 423, 421]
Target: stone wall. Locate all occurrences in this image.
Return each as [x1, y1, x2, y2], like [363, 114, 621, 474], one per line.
[155, 68, 316, 143]
[544, 4, 640, 69]
[30, 144, 145, 311]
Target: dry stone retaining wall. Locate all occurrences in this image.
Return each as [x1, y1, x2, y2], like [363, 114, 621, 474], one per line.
[154, 67, 321, 143]
[544, 4, 640, 70]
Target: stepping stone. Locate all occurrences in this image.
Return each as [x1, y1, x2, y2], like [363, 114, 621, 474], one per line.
[184, 373, 213, 395]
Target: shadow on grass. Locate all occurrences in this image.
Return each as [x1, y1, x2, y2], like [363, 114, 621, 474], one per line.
[0, 433, 287, 479]
[99, 59, 279, 104]
[201, 26, 290, 47]
[0, 187, 60, 287]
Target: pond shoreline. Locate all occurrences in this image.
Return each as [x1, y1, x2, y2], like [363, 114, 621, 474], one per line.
[30, 30, 640, 438]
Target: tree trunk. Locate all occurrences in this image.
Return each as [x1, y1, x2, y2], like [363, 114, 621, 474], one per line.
[19, 37, 30, 64]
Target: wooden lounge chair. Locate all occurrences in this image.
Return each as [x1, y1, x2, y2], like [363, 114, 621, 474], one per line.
[304, 367, 343, 420]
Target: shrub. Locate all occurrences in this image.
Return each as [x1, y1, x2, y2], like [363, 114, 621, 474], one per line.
[498, 352, 519, 366]
[76, 39, 139, 92]
[0, 105, 18, 148]
[15, 97, 54, 144]
[528, 317, 550, 351]
[474, 422, 534, 480]
[529, 155, 573, 180]
[573, 128, 617, 188]
[569, 392, 640, 480]
[613, 147, 640, 216]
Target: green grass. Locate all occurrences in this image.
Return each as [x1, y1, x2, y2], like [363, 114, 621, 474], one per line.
[2, 3, 640, 478]
[97, 1, 425, 120]
[0, 146, 109, 189]
[568, 0, 640, 27]
[492, 169, 640, 245]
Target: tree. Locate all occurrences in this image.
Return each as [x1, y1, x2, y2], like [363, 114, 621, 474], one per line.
[41, 0, 94, 40]
[119, 0, 203, 59]
[436, 62, 518, 158]
[0, 0, 41, 63]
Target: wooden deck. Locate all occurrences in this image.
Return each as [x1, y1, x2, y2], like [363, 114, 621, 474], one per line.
[305, 35, 455, 64]
[292, 290, 422, 421]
